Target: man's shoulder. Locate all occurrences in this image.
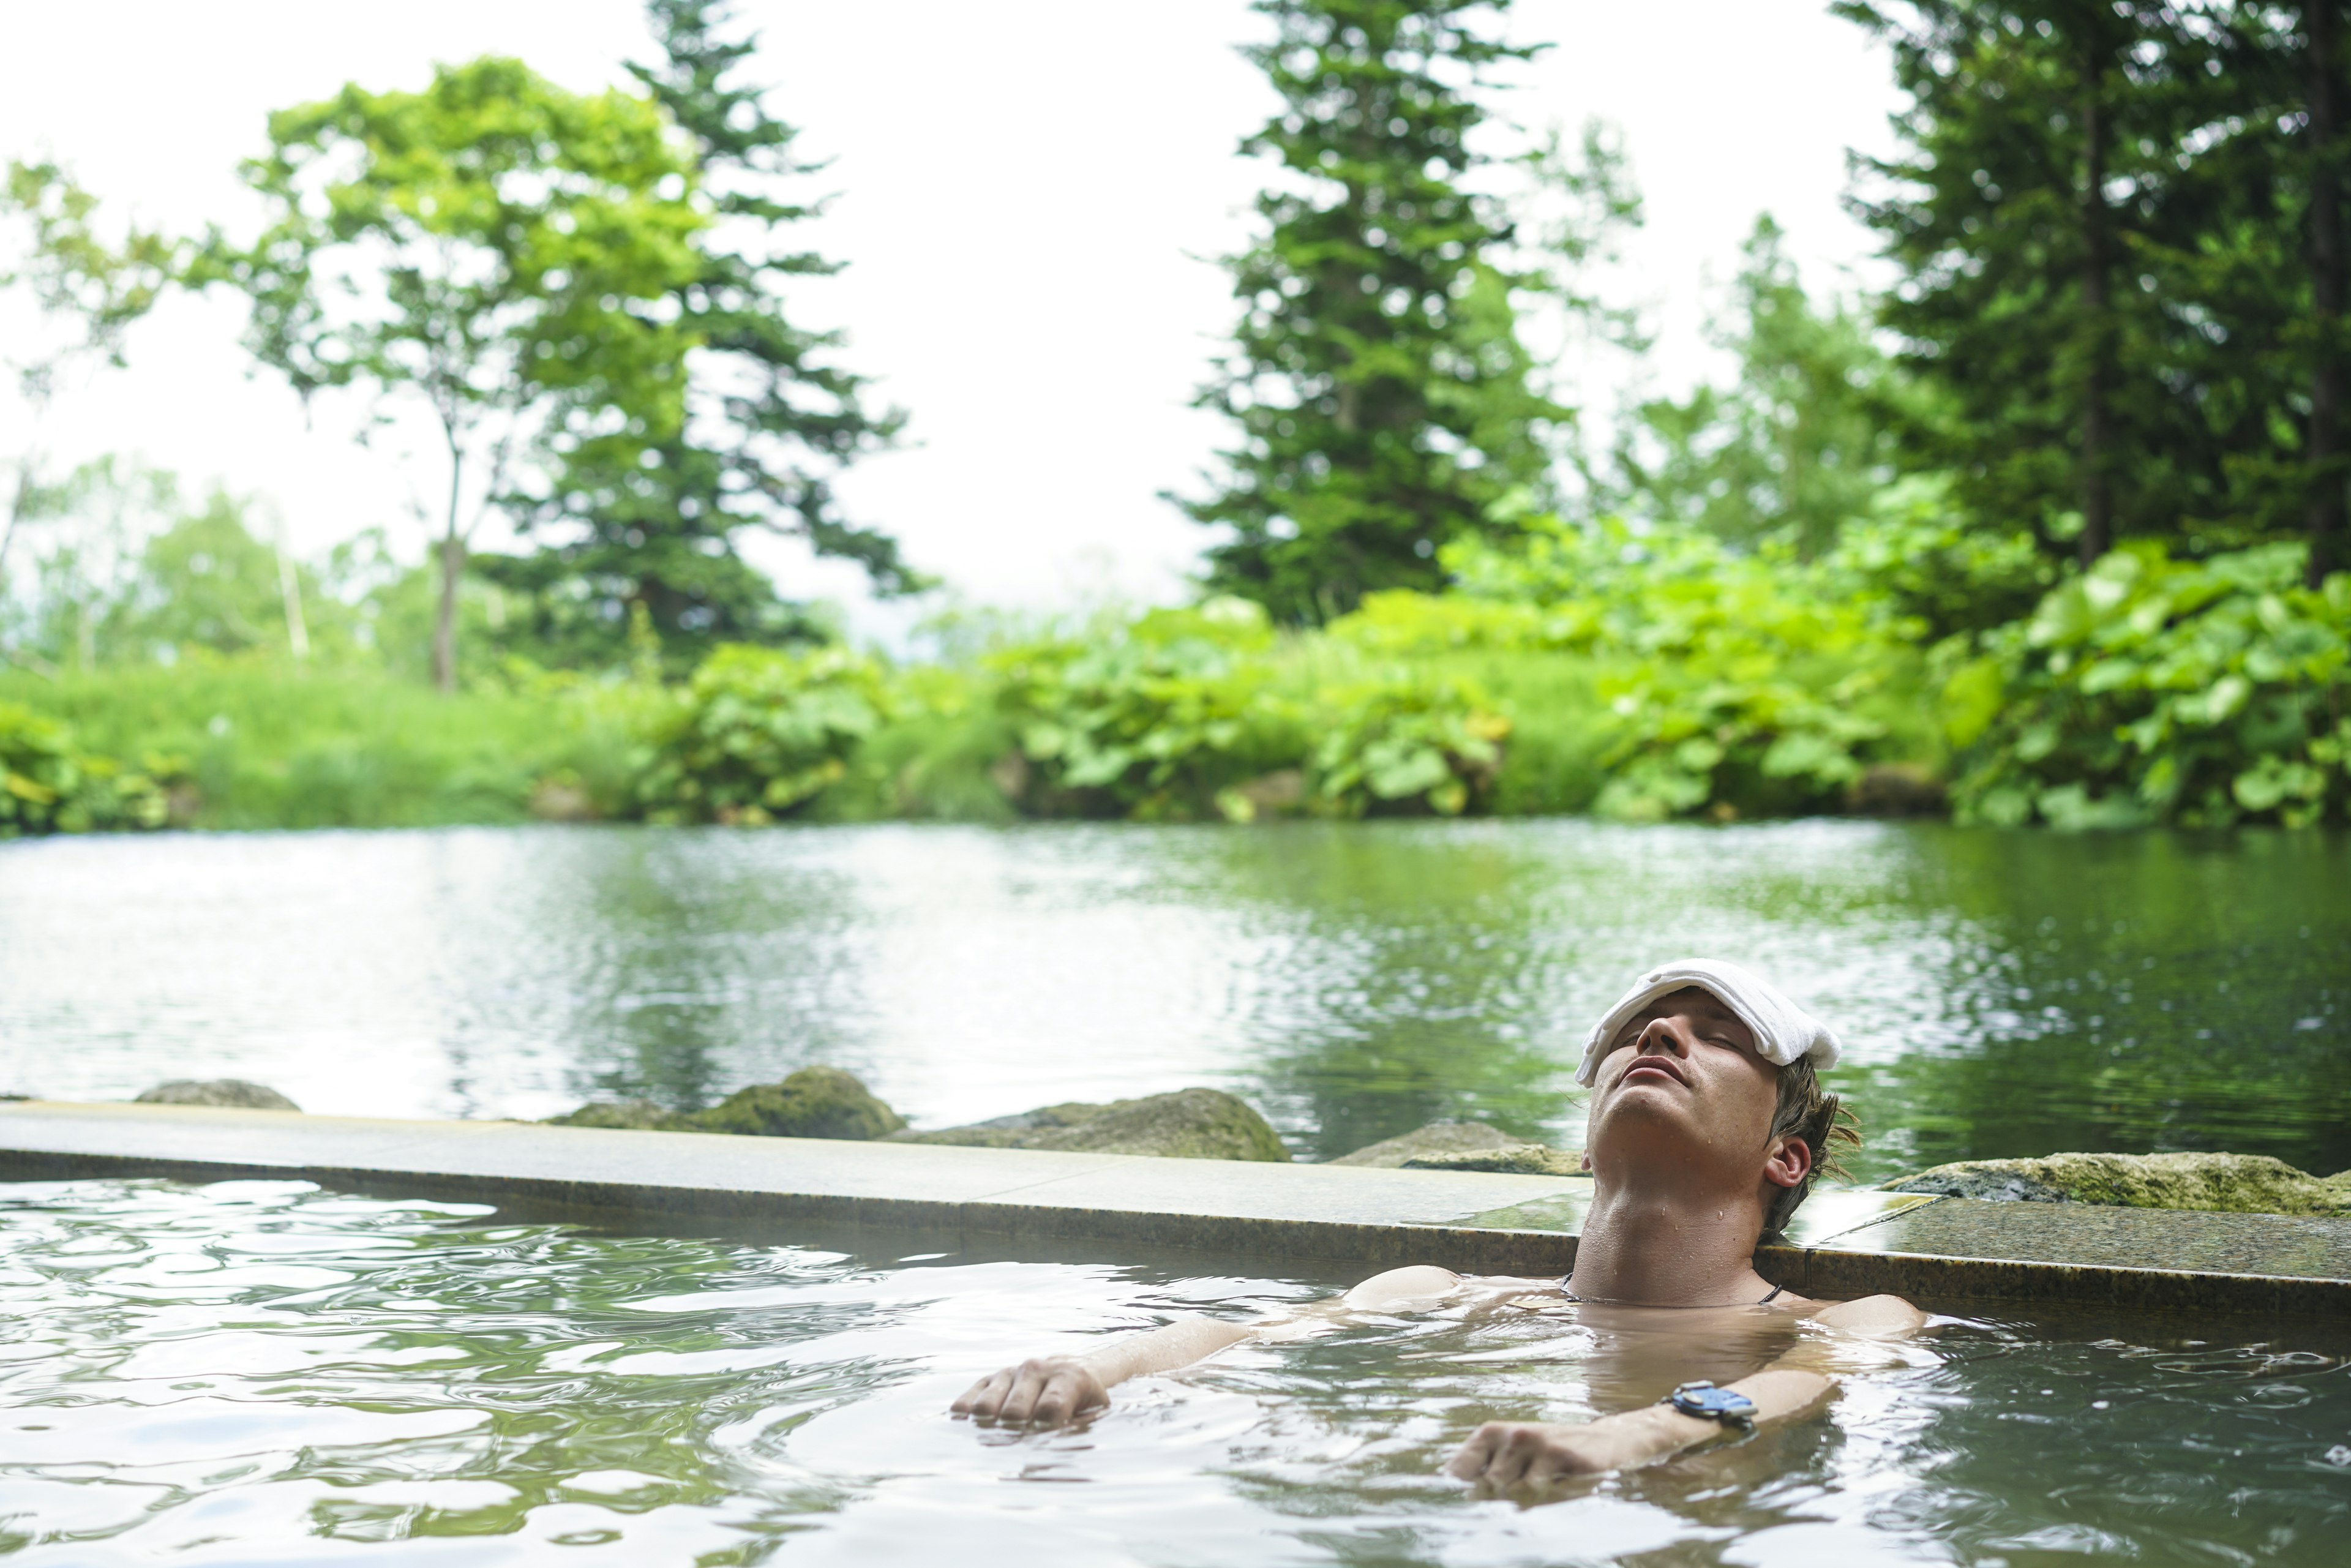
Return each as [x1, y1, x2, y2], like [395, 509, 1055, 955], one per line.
[1808, 1293, 1929, 1338]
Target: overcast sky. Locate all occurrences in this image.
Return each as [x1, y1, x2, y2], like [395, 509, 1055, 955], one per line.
[0, 1, 1901, 632]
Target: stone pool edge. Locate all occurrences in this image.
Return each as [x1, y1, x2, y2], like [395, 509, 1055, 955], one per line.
[2, 1102, 2344, 1319]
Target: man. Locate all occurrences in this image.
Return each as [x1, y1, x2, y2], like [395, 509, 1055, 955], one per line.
[952, 958, 1927, 1487]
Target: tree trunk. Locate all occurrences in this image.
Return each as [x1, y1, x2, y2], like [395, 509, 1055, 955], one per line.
[432, 437, 463, 693]
[432, 531, 463, 692]
[2311, 2, 2347, 587]
[276, 527, 310, 662]
[2079, 72, 2115, 568]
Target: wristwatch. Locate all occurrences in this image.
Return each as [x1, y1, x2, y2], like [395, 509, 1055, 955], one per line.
[1661, 1380, 1757, 1428]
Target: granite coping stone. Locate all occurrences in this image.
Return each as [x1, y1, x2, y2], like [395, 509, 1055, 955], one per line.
[1, 1102, 2344, 1316]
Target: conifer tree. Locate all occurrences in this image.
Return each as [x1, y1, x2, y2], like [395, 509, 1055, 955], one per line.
[1838, 1, 2219, 565]
[493, 0, 919, 664]
[1178, 0, 1561, 623]
[1614, 218, 1916, 560]
[2172, 3, 2351, 582]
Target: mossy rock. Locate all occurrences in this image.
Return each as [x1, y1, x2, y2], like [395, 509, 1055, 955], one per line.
[548, 1099, 689, 1131]
[1401, 1144, 1585, 1177]
[1882, 1152, 2351, 1216]
[891, 1088, 1289, 1162]
[550, 1067, 906, 1141]
[687, 1067, 906, 1139]
[1329, 1120, 1517, 1168]
[135, 1079, 299, 1111]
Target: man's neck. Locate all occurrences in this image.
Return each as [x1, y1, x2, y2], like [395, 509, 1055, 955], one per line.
[1568, 1176, 1771, 1308]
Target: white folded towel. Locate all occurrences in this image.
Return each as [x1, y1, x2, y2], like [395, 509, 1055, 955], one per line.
[1574, 958, 1841, 1086]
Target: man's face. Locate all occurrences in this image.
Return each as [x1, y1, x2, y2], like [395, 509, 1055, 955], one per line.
[1583, 987, 1790, 1190]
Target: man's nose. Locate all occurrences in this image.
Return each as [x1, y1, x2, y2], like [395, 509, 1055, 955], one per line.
[1636, 1018, 1690, 1055]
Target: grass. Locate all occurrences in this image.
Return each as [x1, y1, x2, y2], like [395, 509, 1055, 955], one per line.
[0, 659, 608, 829]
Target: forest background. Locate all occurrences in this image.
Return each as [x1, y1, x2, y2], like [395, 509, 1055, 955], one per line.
[3, 0, 2348, 836]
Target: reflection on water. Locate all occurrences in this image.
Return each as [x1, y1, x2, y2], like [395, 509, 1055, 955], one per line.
[0, 1179, 2345, 1565]
[0, 822, 2343, 1178]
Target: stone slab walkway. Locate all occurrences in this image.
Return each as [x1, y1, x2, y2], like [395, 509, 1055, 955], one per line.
[1, 1101, 2342, 1318]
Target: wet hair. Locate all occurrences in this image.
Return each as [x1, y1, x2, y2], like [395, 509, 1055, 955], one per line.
[1762, 1056, 1860, 1236]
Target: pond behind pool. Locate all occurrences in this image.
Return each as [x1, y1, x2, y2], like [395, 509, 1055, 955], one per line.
[0, 1179, 2345, 1566]
[1, 820, 2344, 1178]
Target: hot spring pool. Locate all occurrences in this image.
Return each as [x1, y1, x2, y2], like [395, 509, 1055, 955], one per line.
[2, 1179, 2345, 1565]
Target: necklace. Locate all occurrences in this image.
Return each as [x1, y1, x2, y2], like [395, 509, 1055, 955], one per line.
[1559, 1277, 1786, 1307]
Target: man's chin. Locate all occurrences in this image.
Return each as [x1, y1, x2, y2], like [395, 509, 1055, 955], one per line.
[1592, 1090, 1701, 1142]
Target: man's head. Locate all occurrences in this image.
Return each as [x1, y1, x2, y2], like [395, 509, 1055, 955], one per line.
[1577, 963, 1857, 1236]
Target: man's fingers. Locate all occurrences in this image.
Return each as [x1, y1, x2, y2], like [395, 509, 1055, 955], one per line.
[953, 1360, 1108, 1428]
[1445, 1422, 1506, 1481]
[951, 1368, 1014, 1416]
[1030, 1371, 1079, 1426]
[996, 1364, 1053, 1424]
[1490, 1428, 1540, 1487]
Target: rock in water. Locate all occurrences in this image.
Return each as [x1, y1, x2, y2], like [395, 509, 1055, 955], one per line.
[1401, 1144, 1585, 1177]
[135, 1079, 299, 1111]
[891, 1088, 1290, 1162]
[691, 1067, 907, 1140]
[549, 1067, 906, 1140]
[1882, 1152, 2351, 1215]
[1329, 1121, 1517, 1168]
[548, 1100, 688, 1131]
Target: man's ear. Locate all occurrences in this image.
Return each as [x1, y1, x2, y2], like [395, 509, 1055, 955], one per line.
[1761, 1132, 1813, 1191]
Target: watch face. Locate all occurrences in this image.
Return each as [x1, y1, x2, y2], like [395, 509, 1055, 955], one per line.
[1671, 1384, 1758, 1420]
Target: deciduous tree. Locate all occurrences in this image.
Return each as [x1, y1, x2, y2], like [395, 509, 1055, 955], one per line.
[210, 57, 706, 690]
[0, 161, 176, 649]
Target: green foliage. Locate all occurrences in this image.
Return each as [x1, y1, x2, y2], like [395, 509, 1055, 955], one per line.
[2, 162, 180, 620]
[630, 643, 891, 825]
[1835, 1, 2315, 568]
[504, 0, 919, 670]
[1433, 514, 1935, 819]
[0, 159, 179, 377]
[1307, 669, 1510, 817]
[211, 56, 707, 688]
[994, 600, 1303, 818]
[979, 598, 1515, 820]
[1613, 218, 1919, 560]
[1179, 0, 1563, 622]
[1820, 475, 2058, 643]
[0, 660, 607, 829]
[0, 702, 173, 836]
[1946, 544, 2351, 828]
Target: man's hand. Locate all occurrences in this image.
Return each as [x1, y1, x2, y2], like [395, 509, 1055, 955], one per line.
[951, 1356, 1111, 1426]
[1445, 1406, 1708, 1487]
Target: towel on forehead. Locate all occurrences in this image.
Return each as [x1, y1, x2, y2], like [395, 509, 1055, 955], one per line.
[1573, 958, 1840, 1086]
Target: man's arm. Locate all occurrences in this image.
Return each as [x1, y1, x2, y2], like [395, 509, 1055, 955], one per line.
[951, 1264, 1466, 1425]
[1445, 1294, 1929, 1487]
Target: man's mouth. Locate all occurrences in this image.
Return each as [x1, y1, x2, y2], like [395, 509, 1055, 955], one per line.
[1621, 1057, 1688, 1087]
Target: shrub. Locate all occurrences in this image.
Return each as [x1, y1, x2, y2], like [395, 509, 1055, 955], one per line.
[629, 644, 891, 825]
[1427, 514, 1934, 819]
[991, 599, 1307, 819]
[1944, 542, 2350, 828]
[0, 703, 174, 836]
[1307, 670, 1512, 817]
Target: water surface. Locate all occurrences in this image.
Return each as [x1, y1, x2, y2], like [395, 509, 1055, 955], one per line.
[0, 822, 2342, 1179]
[1, 1179, 2345, 1565]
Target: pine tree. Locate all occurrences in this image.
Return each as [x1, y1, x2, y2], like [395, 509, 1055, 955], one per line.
[495, 0, 919, 666]
[1838, 1, 2222, 565]
[2174, 3, 2351, 582]
[1177, 0, 1562, 624]
[1614, 218, 1916, 559]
